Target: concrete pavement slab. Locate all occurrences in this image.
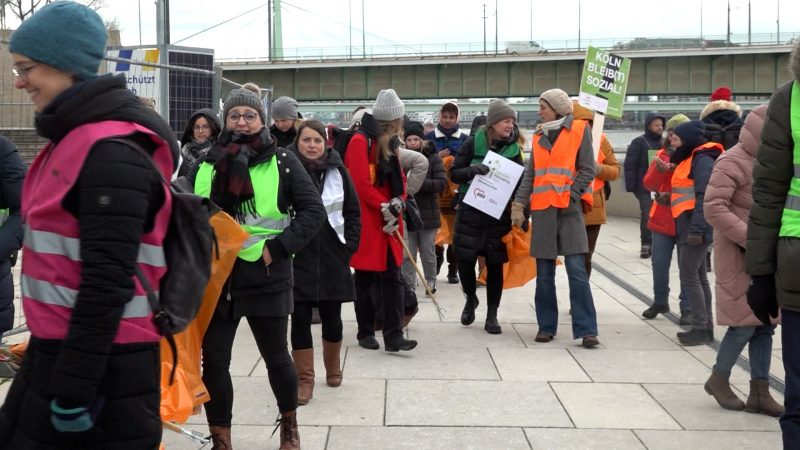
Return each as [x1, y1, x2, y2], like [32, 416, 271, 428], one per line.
[643, 383, 780, 431]
[385, 379, 572, 427]
[489, 348, 591, 382]
[634, 429, 782, 450]
[406, 321, 526, 349]
[327, 426, 531, 450]
[161, 425, 329, 450]
[295, 378, 386, 426]
[592, 323, 681, 350]
[524, 428, 646, 449]
[570, 349, 711, 383]
[345, 344, 500, 380]
[551, 382, 681, 429]
[184, 376, 279, 425]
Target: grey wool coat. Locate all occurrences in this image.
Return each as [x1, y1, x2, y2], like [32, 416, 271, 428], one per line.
[514, 115, 596, 259]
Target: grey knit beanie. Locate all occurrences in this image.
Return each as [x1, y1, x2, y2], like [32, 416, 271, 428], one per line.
[539, 89, 573, 117]
[271, 96, 299, 120]
[486, 99, 516, 128]
[9, 1, 107, 80]
[222, 88, 266, 125]
[372, 89, 405, 121]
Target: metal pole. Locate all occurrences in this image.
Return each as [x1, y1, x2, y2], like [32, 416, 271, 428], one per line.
[349, 0, 352, 58]
[361, 0, 365, 57]
[748, 0, 751, 46]
[138, 0, 142, 46]
[578, 0, 581, 50]
[727, 0, 731, 45]
[530, 0, 533, 41]
[700, 0, 703, 40]
[163, 0, 170, 44]
[268, 0, 272, 61]
[495, 0, 498, 54]
[777, 0, 780, 44]
[483, 4, 487, 55]
[155, 0, 169, 120]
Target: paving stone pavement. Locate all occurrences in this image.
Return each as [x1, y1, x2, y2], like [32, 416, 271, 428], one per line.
[0, 215, 784, 449]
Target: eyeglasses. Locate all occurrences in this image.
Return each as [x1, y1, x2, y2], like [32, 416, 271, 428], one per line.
[227, 112, 259, 124]
[193, 124, 211, 131]
[11, 64, 39, 80]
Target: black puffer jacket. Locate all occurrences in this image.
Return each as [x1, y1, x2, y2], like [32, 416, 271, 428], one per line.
[450, 133, 524, 264]
[270, 123, 297, 149]
[290, 147, 361, 303]
[746, 41, 800, 311]
[624, 113, 665, 194]
[415, 142, 447, 229]
[189, 132, 326, 318]
[0, 74, 172, 449]
[0, 136, 26, 334]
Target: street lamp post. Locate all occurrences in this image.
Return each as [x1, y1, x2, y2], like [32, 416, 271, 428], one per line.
[483, 3, 487, 55]
[577, 0, 581, 50]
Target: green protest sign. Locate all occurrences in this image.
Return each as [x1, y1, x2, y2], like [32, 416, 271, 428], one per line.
[578, 46, 631, 119]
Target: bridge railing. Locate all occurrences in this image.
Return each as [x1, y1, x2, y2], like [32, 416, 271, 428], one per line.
[218, 32, 800, 63]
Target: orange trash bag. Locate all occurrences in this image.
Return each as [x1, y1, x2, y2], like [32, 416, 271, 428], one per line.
[435, 213, 455, 246]
[478, 225, 537, 289]
[160, 210, 249, 423]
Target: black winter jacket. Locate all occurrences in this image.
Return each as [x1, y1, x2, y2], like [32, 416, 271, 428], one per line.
[625, 113, 665, 194]
[0, 136, 26, 334]
[0, 74, 171, 449]
[450, 134, 524, 264]
[189, 134, 326, 318]
[270, 124, 297, 149]
[415, 145, 447, 229]
[290, 147, 361, 303]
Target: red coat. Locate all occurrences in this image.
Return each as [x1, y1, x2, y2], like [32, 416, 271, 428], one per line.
[344, 133, 406, 271]
[642, 149, 676, 236]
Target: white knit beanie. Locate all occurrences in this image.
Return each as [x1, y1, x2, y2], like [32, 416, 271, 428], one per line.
[539, 89, 573, 117]
[372, 89, 405, 121]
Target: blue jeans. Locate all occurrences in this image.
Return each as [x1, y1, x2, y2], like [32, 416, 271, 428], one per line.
[535, 254, 598, 339]
[782, 308, 800, 447]
[713, 325, 775, 380]
[651, 231, 689, 311]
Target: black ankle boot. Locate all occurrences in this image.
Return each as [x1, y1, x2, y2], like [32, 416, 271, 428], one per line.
[642, 303, 669, 319]
[678, 328, 711, 346]
[484, 305, 501, 334]
[460, 294, 479, 326]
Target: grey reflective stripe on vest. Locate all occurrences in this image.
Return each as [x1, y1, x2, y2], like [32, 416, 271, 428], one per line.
[672, 187, 695, 195]
[21, 274, 153, 319]
[24, 227, 166, 267]
[241, 234, 278, 249]
[786, 195, 800, 212]
[671, 196, 694, 208]
[534, 167, 575, 177]
[795, 164, 800, 179]
[325, 201, 344, 214]
[242, 215, 291, 230]
[532, 184, 571, 194]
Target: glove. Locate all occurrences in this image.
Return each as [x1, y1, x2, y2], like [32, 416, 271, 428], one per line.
[511, 202, 526, 228]
[382, 218, 399, 235]
[468, 164, 490, 178]
[50, 398, 105, 433]
[380, 202, 395, 223]
[686, 233, 704, 246]
[387, 196, 405, 218]
[581, 200, 592, 214]
[747, 275, 779, 326]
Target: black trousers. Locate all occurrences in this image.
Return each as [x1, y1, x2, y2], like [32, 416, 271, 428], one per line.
[0, 265, 14, 335]
[584, 224, 602, 279]
[354, 250, 404, 344]
[291, 301, 343, 350]
[202, 314, 297, 426]
[458, 255, 503, 307]
[435, 244, 458, 276]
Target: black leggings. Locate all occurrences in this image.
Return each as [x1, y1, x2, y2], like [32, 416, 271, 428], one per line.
[202, 314, 297, 426]
[290, 301, 343, 350]
[458, 256, 503, 307]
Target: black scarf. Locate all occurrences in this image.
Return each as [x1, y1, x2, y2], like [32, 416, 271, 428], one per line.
[437, 123, 460, 138]
[298, 149, 329, 177]
[208, 127, 271, 222]
[376, 135, 404, 197]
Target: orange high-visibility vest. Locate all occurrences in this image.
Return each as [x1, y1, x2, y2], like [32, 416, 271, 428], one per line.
[530, 120, 588, 211]
[670, 142, 724, 218]
[580, 140, 608, 205]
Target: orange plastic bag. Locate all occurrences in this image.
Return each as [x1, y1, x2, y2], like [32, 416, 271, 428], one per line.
[160, 210, 248, 423]
[478, 226, 537, 289]
[435, 213, 455, 246]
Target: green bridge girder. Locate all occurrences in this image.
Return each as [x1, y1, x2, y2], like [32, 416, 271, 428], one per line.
[220, 46, 795, 101]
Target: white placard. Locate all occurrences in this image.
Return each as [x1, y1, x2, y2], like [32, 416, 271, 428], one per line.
[578, 92, 608, 115]
[463, 151, 525, 219]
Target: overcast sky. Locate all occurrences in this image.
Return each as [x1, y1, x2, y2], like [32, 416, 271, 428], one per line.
[97, 0, 799, 60]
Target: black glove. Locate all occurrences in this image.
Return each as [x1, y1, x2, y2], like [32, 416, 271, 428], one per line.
[387, 196, 405, 218]
[468, 164, 490, 178]
[747, 275, 779, 326]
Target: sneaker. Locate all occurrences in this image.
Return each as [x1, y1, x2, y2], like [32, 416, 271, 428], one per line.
[642, 303, 669, 319]
[640, 244, 652, 259]
[385, 337, 417, 352]
[679, 310, 691, 326]
[358, 336, 380, 350]
[582, 335, 600, 348]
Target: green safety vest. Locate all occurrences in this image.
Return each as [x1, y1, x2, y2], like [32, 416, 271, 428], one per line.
[459, 128, 521, 194]
[195, 158, 291, 262]
[780, 81, 800, 237]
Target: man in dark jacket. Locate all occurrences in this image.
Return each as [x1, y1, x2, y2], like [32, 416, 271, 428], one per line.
[747, 38, 800, 446]
[625, 113, 665, 258]
[0, 136, 25, 341]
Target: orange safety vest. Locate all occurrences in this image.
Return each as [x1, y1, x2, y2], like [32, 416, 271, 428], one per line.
[670, 142, 724, 218]
[530, 120, 588, 211]
[580, 140, 608, 205]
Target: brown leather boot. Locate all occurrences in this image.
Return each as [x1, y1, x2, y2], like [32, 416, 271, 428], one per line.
[208, 425, 232, 450]
[746, 378, 784, 417]
[704, 371, 745, 410]
[322, 339, 343, 387]
[292, 348, 314, 405]
[278, 410, 301, 450]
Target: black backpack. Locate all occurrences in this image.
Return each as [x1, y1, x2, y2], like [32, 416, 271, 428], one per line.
[704, 121, 741, 150]
[111, 138, 217, 382]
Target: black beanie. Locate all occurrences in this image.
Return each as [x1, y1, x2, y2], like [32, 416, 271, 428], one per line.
[404, 121, 425, 141]
[673, 120, 706, 147]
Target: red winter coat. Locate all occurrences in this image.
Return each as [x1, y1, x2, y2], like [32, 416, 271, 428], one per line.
[344, 133, 406, 271]
[642, 149, 676, 236]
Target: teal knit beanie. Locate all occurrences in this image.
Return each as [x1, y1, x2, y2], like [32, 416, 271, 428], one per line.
[9, 1, 107, 80]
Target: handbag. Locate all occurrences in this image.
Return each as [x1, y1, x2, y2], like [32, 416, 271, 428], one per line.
[404, 195, 424, 232]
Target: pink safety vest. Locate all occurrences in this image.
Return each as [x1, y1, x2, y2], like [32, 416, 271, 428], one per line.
[21, 121, 173, 344]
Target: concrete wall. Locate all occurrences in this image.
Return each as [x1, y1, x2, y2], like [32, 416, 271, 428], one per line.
[605, 152, 642, 219]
